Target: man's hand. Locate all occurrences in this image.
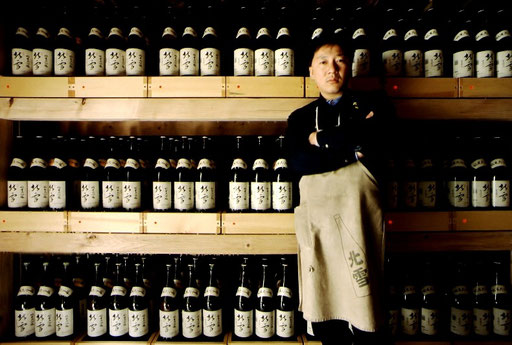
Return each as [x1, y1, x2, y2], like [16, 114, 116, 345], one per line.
[309, 132, 319, 147]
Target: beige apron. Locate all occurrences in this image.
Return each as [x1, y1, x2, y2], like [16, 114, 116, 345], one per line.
[294, 161, 385, 332]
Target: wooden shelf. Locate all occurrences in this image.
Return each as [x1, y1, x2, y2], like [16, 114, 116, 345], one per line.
[226, 77, 304, 98]
[228, 333, 302, 344]
[385, 212, 452, 232]
[145, 212, 220, 234]
[460, 78, 512, 98]
[0, 211, 67, 232]
[68, 211, 143, 233]
[71, 77, 147, 98]
[148, 76, 225, 98]
[222, 213, 295, 234]
[74, 332, 157, 345]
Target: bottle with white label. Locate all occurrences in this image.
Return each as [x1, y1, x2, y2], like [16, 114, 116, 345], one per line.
[158, 6, 180, 76]
[451, 9, 474, 78]
[102, 137, 122, 211]
[160, 263, 180, 340]
[122, 136, 142, 211]
[234, 262, 254, 339]
[11, 22, 32, 76]
[422, 7, 444, 77]
[494, 8, 512, 78]
[152, 136, 174, 211]
[274, 6, 294, 76]
[72, 255, 88, 330]
[203, 258, 223, 339]
[447, 137, 470, 209]
[309, 6, 326, 43]
[200, 2, 221, 76]
[420, 259, 441, 337]
[272, 136, 293, 212]
[401, 158, 418, 209]
[400, 269, 420, 337]
[418, 146, 437, 209]
[105, 6, 126, 76]
[473, 7, 495, 78]
[175, 136, 194, 211]
[180, 1, 200, 76]
[473, 260, 491, 337]
[350, 4, 371, 77]
[385, 158, 400, 210]
[251, 136, 271, 212]
[84, 6, 106, 76]
[56, 261, 76, 338]
[233, 2, 254, 76]
[450, 261, 472, 338]
[402, 6, 424, 77]
[109, 262, 129, 338]
[128, 263, 149, 339]
[492, 259, 512, 337]
[195, 136, 216, 212]
[35, 261, 56, 338]
[7, 136, 28, 210]
[254, 6, 274, 76]
[54, 5, 75, 76]
[14, 260, 35, 338]
[182, 263, 202, 339]
[489, 136, 510, 208]
[276, 258, 295, 339]
[28, 136, 49, 210]
[48, 136, 68, 211]
[255, 258, 275, 339]
[126, 5, 146, 76]
[229, 136, 250, 212]
[380, 6, 403, 76]
[470, 137, 491, 208]
[80, 137, 101, 211]
[87, 261, 108, 338]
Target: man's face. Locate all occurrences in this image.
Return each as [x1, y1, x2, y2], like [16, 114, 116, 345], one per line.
[309, 44, 349, 100]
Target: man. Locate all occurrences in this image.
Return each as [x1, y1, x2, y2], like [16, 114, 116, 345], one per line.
[286, 36, 391, 345]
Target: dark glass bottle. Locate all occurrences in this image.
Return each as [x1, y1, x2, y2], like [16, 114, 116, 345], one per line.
[309, 5, 326, 42]
[494, 6, 512, 78]
[255, 258, 275, 339]
[385, 157, 400, 210]
[272, 136, 293, 212]
[446, 136, 470, 209]
[158, 5, 180, 76]
[251, 136, 271, 212]
[401, 155, 418, 209]
[7, 135, 29, 209]
[48, 136, 69, 211]
[203, 258, 223, 339]
[11, 16, 33, 76]
[350, 2, 372, 77]
[182, 262, 202, 339]
[276, 258, 295, 339]
[274, 4, 294, 76]
[152, 136, 173, 211]
[473, 3, 495, 78]
[380, 2, 403, 77]
[14, 260, 36, 338]
[400, 265, 420, 337]
[418, 143, 437, 209]
[72, 255, 87, 330]
[84, 5, 106, 76]
[422, 6, 445, 77]
[200, 1, 221, 76]
[35, 260, 56, 338]
[449, 261, 472, 338]
[28, 136, 49, 210]
[451, 8, 474, 78]
[175, 136, 194, 212]
[66, 137, 81, 211]
[234, 262, 254, 339]
[385, 256, 400, 337]
[122, 136, 142, 212]
[159, 263, 180, 340]
[229, 136, 250, 212]
[55, 260, 76, 338]
[470, 136, 491, 208]
[403, 4, 424, 77]
[489, 136, 511, 208]
[179, 0, 200, 76]
[472, 259, 491, 337]
[53, 3, 76, 76]
[32, 3, 53, 76]
[80, 137, 101, 211]
[87, 261, 108, 338]
[491, 259, 512, 337]
[102, 136, 122, 210]
[126, 2, 147, 76]
[105, 4, 126, 76]
[254, 4, 275, 76]
[233, 1, 254, 76]
[420, 258, 441, 337]
[195, 136, 216, 212]
[128, 262, 149, 339]
[109, 261, 129, 338]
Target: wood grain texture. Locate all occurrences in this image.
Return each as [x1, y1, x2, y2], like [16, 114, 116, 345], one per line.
[385, 78, 458, 98]
[145, 212, 220, 234]
[385, 212, 452, 232]
[222, 213, 295, 234]
[227, 77, 304, 98]
[149, 76, 225, 98]
[0, 77, 69, 97]
[73, 77, 147, 98]
[460, 78, 512, 98]
[0, 211, 67, 232]
[0, 253, 13, 339]
[67, 211, 143, 233]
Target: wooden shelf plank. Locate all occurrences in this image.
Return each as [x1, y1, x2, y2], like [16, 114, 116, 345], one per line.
[453, 211, 512, 231]
[0, 77, 69, 97]
[385, 212, 452, 232]
[305, 77, 383, 98]
[0, 341, 73, 345]
[145, 212, 220, 234]
[67, 211, 143, 233]
[222, 213, 295, 234]
[385, 78, 458, 98]
[149, 76, 225, 98]
[0, 211, 67, 232]
[0, 232, 298, 254]
[460, 78, 512, 98]
[226, 77, 304, 98]
[71, 77, 147, 98]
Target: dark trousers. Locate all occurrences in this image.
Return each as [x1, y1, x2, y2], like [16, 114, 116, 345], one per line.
[312, 320, 388, 345]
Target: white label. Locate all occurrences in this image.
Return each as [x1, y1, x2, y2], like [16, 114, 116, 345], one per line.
[102, 181, 122, 209]
[195, 181, 216, 210]
[448, 181, 470, 207]
[491, 158, 507, 168]
[492, 180, 510, 207]
[237, 27, 250, 38]
[12, 48, 32, 75]
[198, 159, 214, 169]
[89, 286, 106, 297]
[109, 27, 123, 38]
[234, 48, 254, 76]
[383, 29, 398, 40]
[126, 48, 145, 75]
[129, 27, 143, 37]
[106, 48, 126, 75]
[453, 285, 469, 295]
[276, 309, 294, 338]
[130, 286, 146, 297]
[255, 309, 275, 338]
[236, 287, 252, 298]
[450, 307, 472, 336]
[180, 47, 199, 76]
[492, 285, 508, 294]
[174, 181, 194, 210]
[85, 48, 105, 76]
[454, 30, 470, 41]
[204, 286, 220, 297]
[11, 157, 27, 169]
[38, 286, 54, 297]
[382, 50, 403, 76]
[278, 286, 293, 298]
[418, 181, 436, 208]
[251, 182, 271, 210]
[255, 48, 274, 76]
[153, 181, 172, 210]
[421, 308, 439, 335]
[497, 50, 512, 78]
[203, 309, 222, 337]
[476, 50, 495, 78]
[472, 158, 487, 169]
[177, 158, 191, 169]
[8, 181, 28, 208]
[352, 48, 370, 77]
[474, 308, 491, 336]
[203, 27, 217, 38]
[497, 30, 511, 41]
[35, 308, 56, 337]
[425, 49, 444, 78]
[275, 48, 294, 76]
[277, 27, 290, 39]
[160, 48, 179, 76]
[30, 158, 46, 168]
[404, 50, 423, 77]
[234, 309, 253, 338]
[182, 310, 202, 338]
[272, 181, 292, 211]
[28, 181, 49, 208]
[253, 159, 269, 170]
[200, 48, 221, 76]
[18, 286, 35, 296]
[111, 286, 127, 296]
[33, 48, 53, 75]
[109, 308, 128, 337]
[404, 181, 418, 208]
[476, 30, 490, 41]
[184, 287, 200, 298]
[84, 158, 98, 169]
[159, 309, 179, 338]
[425, 29, 439, 40]
[493, 307, 511, 336]
[232, 158, 247, 169]
[230, 182, 249, 210]
[49, 181, 66, 209]
[15, 308, 35, 337]
[125, 158, 139, 169]
[472, 180, 491, 207]
[81, 181, 100, 209]
[401, 308, 419, 335]
[352, 28, 366, 40]
[89, 28, 103, 38]
[128, 309, 149, 337]
[156, 158, 171, 169]
[54, 48, 75, 76]
[16, 27, 29, 37]
[58, 286, 73, 298]
[161, 287, 177, 298]
[453, 50, 474, 78]
[257, 287, 273, 298]
[87, 308, 107, 337]
[405, 29, 418, 41]
[451, 159, 466, 168]
[56, 308, 73, 337]
[122, 181, 141, 209]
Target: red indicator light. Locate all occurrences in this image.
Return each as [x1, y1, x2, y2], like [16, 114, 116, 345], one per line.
[462, 218, 468, 224]
[388, 220, 393, 225]
[6, 85, 10, 89]
[469, 85, 475, 90]
[393, 85, 398, 90]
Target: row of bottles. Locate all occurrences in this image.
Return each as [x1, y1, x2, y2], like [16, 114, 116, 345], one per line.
[13, 254, 297, 341]
[6, 135, 293, 213]
[386, 252, 512, 339]
[385, 135, 511, 210]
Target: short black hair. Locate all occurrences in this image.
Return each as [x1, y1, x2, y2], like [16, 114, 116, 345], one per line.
[308, 33, 353, 66]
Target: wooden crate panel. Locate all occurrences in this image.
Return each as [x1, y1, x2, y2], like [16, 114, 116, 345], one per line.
[385, 78, 458, 98]
[154, 332, 227, 344]
[67, 211, 142, 233]
[384, 212, 451, 232]
[0, 211, 66, 232]
[0, 340, 73, 345]
[71, 77, 147, 98]
[306, 77, 383, 98]
[453, 211, 512, 231]
[227, 77, 304, 98]
[229, 333, 302, 344]
[460, 78, 512, 98]
[149, 76, 225, 98]
[305, 77, 319, 98]
[0, 77, 69, 97]
[145, 212, 220, 234]
[222, 213, 295, 234]
[74, 332, 157, 345]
